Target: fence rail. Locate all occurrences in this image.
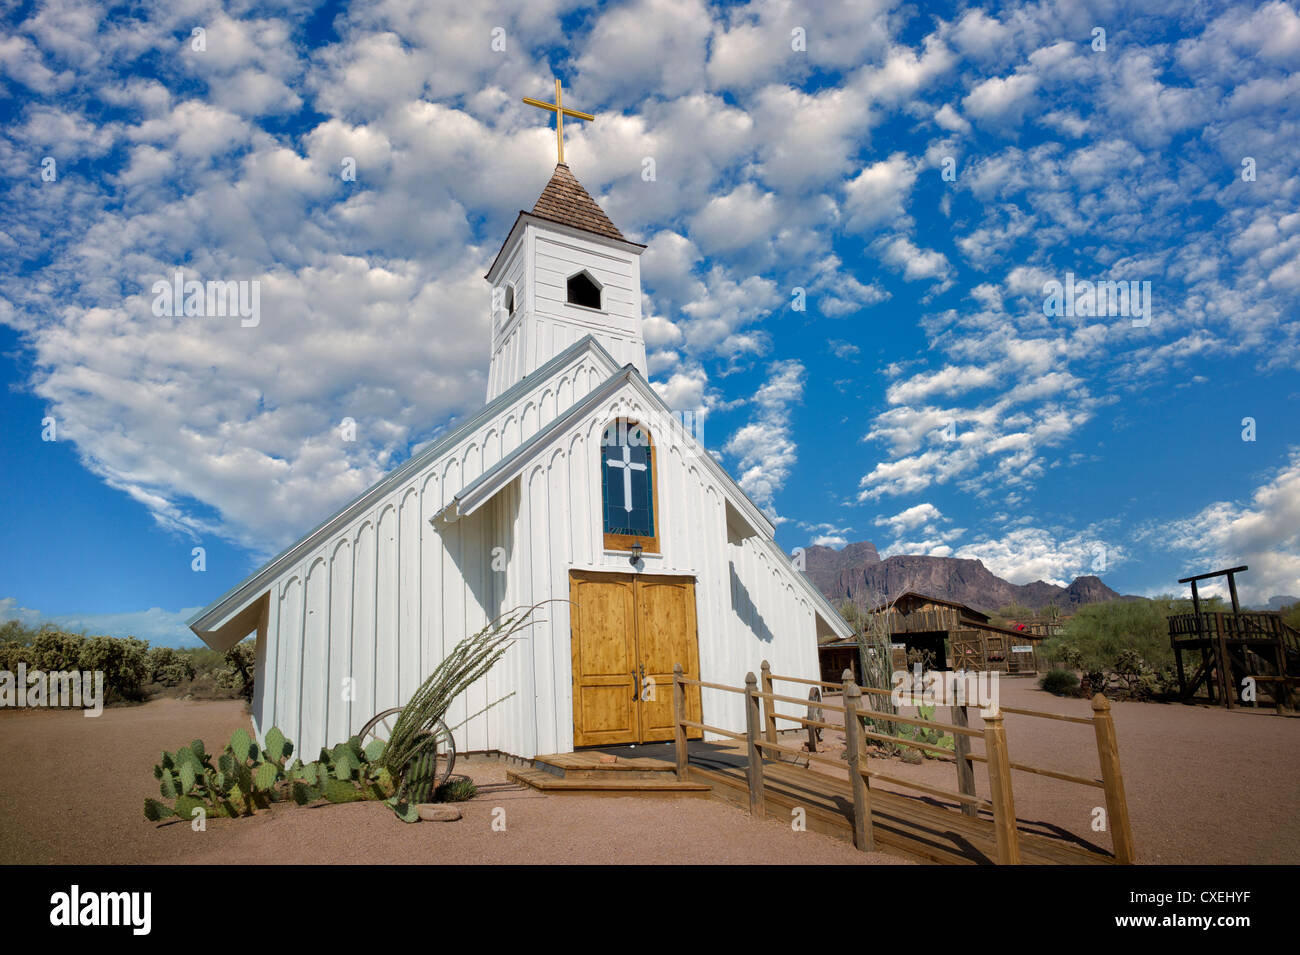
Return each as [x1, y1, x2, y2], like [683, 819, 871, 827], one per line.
[671, 662, 1135, 865]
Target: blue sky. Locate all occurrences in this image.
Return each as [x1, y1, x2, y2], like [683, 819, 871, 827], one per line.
[2, 0, 1298, 646]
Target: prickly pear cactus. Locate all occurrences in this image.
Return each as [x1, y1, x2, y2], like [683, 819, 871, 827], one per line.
[230, 728, 254, 762]
[253, 760, 278, 791]
[145, 726, 389, 822]
[263, 726, 289, 763]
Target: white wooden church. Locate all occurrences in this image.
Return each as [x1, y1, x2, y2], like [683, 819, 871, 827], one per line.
[190, 130, 849, 760]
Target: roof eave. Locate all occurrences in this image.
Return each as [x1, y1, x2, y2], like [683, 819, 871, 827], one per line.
[485, 212, 646, 282]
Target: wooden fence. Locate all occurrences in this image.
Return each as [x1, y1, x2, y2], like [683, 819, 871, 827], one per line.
[671, 662, 1134, 864]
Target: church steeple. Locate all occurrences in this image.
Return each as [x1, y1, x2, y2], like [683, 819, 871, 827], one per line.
[484, 156, 647, 400]
[530, 163, 627, 242]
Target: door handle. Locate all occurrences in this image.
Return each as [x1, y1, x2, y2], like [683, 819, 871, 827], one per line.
[631, 669, 639, 701]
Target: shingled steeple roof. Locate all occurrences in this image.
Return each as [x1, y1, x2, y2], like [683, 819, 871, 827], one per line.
[530, 163, 626, 242]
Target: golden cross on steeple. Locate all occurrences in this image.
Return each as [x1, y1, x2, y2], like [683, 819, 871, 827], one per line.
[522, 78, 594, 165]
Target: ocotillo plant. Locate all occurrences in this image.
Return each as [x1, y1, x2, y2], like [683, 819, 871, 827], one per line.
[855, 587, 914, 749]
[378, 604, 546, 820]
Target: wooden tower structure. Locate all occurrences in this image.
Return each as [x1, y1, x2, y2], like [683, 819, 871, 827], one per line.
[1168, 565, 1298, 713]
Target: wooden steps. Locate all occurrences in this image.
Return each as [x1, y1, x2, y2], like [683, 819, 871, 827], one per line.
[508, 752, 712, 798]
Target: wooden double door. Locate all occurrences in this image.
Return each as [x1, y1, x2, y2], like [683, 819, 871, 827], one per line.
[569, 571, 703, 747]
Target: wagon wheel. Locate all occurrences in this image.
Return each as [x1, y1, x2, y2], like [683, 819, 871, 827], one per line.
[358, 707, 456, 793]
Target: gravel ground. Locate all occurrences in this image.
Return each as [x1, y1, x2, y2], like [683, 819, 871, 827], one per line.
[1, 683, 1294, 865]
[0, 698, 904, 865]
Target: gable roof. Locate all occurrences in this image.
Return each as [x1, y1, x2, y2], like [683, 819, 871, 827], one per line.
[188, 335, 851, 646]
[871, 590, 991, 622]
[435, 365, 773, 540]
[531, 163, 626, 241]
[187, 335, 620, 638]
[433, 363, 851, 639]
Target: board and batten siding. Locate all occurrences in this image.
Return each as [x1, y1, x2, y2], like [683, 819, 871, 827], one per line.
[453, 385, 822, 756]
[253, 361, 822, 761]
[251, 346, 615, 759]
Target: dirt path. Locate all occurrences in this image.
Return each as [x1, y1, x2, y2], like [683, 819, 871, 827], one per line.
[0, 698, 905, 865]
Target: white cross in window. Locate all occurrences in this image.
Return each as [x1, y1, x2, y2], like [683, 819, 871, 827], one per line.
[606, 443, 646, 512]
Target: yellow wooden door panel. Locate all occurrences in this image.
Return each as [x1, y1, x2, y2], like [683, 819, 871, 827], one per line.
[634, 575, 702, 742]
[569, 571, 703, 747]
[570, 572, 638, 747]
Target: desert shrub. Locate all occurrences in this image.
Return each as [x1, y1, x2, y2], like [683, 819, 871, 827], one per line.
[1079, 668, 1108, 696]
[1112, 649, 1152, 699]
[1041, 596, 1212, 672]
[213, 640, 256, 700]
[0, 622, 237, 703]
[1111, 649, 1179, 701]
[148, 646, 196, 686]
[184, 673, 226, 700]
[1057, 645, 1084, 670]
[896, 702, 954, 759]
[28, 628, 86, 671]
[1039, 668, 1080, 696]
[78, 635, 151, 702]
[435, 777, 478, 802]
[184, 647, 228, 678]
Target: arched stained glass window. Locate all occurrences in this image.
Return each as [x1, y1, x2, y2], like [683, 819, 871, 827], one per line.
[601, 420, 658, 552]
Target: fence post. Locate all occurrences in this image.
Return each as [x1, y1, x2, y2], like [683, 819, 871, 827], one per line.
[760, 660, 778, 754]
[1272, 641, 1291, 715]
[807, 686, 822, 754]
[842, 674, 874, 851]
[673, 663, 687, 779]
[1091, 694, 1135, 864]
[744, 671, 766, 818]
[951, 703, 977, 818]
[983, 708, 1021, 864]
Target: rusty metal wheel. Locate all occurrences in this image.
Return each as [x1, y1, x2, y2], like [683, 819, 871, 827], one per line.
[357, 706, 456, 792]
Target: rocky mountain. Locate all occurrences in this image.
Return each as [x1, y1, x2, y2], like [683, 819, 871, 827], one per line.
[801, 543, 1126, 616]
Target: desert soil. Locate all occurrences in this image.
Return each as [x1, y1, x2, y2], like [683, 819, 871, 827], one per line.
[0, 698, 903, 865]
[1, 680, 1294, 864]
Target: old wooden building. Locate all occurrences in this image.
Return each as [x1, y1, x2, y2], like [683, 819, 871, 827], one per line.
[818, 591, 1040, 681]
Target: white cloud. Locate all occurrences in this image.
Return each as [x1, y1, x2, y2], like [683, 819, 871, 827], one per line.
[1156, 449, 1300, 603]
[688, 181, 781, 254]
[954, 528, 1114, 587]
[933, 103, 971, 134]
[576, 0, 712, 105]
[962, 71, 1038, 124]
[651, 364, 709, 410]
[0, 598, 205, 647]
[876, 235, 954, 285]
[725, 359, 804, 520]
[843, 152, 919, 233]
[875, 502, 944, 534]
[678, 265, 781, 355]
